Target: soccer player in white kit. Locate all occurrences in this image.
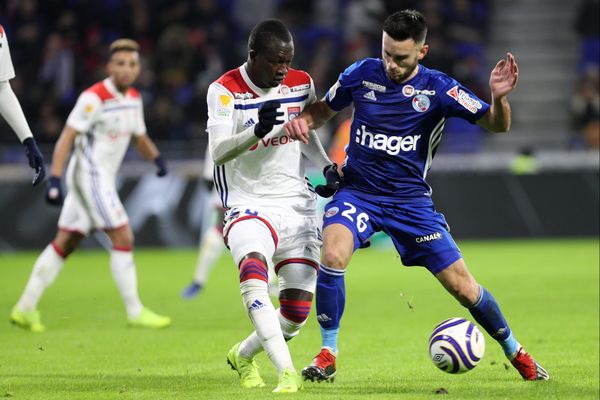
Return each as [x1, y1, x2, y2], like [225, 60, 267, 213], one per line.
[10, 39, 171, 332]
[181, 146, 227, 299]
[209, 20, 338, 393]
[0, 24, 45, 185]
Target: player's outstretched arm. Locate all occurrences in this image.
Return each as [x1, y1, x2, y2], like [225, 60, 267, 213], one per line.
[284, 100, 337, 144]
[477, 52, 519, 133]
[0, 80, 46, 185]
[133, 134, 167, 176]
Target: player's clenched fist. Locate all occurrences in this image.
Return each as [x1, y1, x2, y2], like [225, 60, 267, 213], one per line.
[284, 117, 309, 144]
[45, 176, 64, 206]
[254, 100, 284, 138]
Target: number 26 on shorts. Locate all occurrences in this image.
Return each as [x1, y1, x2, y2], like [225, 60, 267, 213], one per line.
[341, 202, 370, 233]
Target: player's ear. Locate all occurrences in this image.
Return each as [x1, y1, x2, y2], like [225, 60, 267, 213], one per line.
[248, 49, 257, 60]
[418, 44, 429, 60]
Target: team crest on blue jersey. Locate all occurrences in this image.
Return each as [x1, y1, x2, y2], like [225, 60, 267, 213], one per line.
[412, 94, 430, 112]
[324, 207, 339, 218]
[287, 106, 301, 120]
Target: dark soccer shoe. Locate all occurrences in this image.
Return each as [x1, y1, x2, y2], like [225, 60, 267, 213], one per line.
[302, 348, 337, 382]
[511, 347, 550, 380]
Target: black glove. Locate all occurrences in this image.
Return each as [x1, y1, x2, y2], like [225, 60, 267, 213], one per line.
[23, 137, 46, 186]
[254, 100, 284, 138]
[45, 176, 64, 206]
[315, 163, 343, 198]
[154, 156, 168, 177]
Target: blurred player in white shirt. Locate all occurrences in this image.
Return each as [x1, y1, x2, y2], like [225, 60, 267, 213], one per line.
[210, 19, 340, 393]
[181, 148, 281, 299]
[181, 146, 227, 299]
[0, 24, 45, 185]
[10, 39, 171, 332]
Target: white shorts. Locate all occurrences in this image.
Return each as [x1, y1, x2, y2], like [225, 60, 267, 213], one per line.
[223, 206, 321, 272]
[57, 177, 128, 235]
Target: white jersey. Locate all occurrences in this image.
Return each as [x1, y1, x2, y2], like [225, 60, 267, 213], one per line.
[0, 25, 16, 82]
[207, 64, 318, 215]
[65, 78, 146, 183]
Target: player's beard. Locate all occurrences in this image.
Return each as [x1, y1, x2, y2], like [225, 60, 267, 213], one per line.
[388, 62, 418, 84]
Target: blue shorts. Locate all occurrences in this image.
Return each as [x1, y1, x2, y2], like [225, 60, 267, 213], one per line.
[322, 190, 462, 274]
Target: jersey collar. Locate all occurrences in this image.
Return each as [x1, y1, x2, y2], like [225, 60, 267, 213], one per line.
[103, 77, 127, 99]
[239, 63, 280, 97]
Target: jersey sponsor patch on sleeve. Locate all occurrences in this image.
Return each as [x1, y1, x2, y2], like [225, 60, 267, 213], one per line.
[216, 94, 233, 118]
[446, 85, 482, 114]
[84, 104, 94, 114]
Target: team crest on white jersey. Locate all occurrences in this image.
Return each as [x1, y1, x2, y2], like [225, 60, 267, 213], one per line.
[412, 94, 430, 112]
[287, 106, 301, 121]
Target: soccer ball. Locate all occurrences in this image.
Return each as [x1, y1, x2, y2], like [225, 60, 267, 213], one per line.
[428, 317, 485, 374]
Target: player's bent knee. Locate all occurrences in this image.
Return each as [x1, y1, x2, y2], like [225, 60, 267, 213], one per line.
[238, 252, 269, 285]
[321, 246, 349, 270]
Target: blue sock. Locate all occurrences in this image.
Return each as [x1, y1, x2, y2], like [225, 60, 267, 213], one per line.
[500, 331, 520, 358]
[467, 286, 517, 357]
[315, 264, 346, 353]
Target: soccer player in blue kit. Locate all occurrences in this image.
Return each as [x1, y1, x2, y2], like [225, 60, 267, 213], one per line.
[284, 10, 549, 382]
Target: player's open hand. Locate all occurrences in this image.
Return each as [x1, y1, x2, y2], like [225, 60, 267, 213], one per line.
[489, 52, 519, 100]
[284, 117, 310, 144]
[23, 137, 46, 186]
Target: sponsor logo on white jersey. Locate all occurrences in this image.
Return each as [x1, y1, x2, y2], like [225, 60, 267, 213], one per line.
[362, 80, 387, 92]
[415, 231, 442, 243]
[243, 117, 256, 127]
[279, 85, 290, 95]
[446, 85, 482, 114]
[249, 135, 297, 151]
[355, 125, 421, 156]
[233, 92, 254, 100]
[363, 90, 377, 101]
[290, 83, 310, 92]
[412, 94, 430, 112]
[216, 94, 232, 117]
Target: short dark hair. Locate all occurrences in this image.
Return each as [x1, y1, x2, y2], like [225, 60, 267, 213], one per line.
[248, 19, 292, 54]
[383, 10, 427, 43]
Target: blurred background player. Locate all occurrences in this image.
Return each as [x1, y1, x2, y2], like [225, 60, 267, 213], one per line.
[0, 24, 45, 185]
[207, 19, 336, 393]
[181, 146, 227, 299]
[10, 39, 171, 332]
[180, 147, 279, 299]
[285, 10, 549, 383]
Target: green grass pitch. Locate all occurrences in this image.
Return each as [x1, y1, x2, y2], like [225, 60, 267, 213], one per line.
[0, 239, 598, 399]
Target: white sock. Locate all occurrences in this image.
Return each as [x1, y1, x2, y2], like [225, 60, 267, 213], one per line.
[193, 227, 225, 285]
[240, 279, 294, 372]
[110, 249, 143, 318]
[239, 309, 305, 359]
[16, 244, 65, 312]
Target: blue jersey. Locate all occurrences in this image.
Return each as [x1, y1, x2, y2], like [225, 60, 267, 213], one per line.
[326, 58, 490, 201]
